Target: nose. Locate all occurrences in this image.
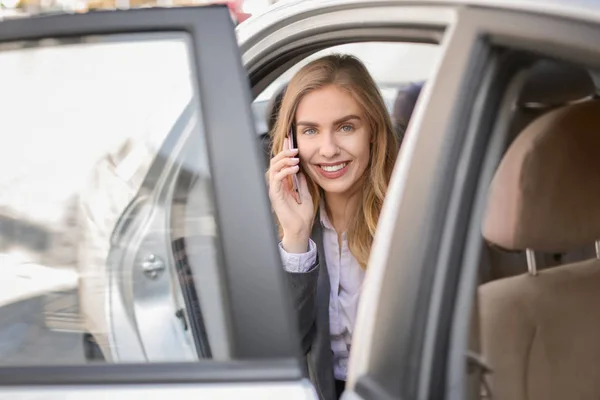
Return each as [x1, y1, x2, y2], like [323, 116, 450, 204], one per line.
[319, 130, 340, 158]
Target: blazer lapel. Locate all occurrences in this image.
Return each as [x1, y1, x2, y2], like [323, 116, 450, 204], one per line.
[309, 210, 335, 398]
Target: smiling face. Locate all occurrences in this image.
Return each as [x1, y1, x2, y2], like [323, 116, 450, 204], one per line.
[295, 84, 371, 196]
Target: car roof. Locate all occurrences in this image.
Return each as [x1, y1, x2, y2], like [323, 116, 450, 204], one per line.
[237, 0, 600, 44]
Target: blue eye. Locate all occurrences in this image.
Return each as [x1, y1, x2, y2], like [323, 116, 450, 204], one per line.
[340, 124, 354, 132]
[303, 128, 317, 135]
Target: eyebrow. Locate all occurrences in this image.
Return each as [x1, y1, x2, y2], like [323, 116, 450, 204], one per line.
[296, 114, 362, 127]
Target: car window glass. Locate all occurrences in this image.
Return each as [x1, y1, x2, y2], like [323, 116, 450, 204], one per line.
[0, 32, 220, 365]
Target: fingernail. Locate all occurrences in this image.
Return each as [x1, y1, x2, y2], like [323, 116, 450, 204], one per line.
[291, 158, 299, 162]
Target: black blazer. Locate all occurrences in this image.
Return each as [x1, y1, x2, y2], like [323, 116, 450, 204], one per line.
[285, 215, 337, 400]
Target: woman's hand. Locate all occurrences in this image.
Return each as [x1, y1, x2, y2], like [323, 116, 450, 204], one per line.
[268, 139, 314, 253]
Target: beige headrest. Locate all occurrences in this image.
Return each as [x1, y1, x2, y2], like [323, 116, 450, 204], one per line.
[482, 101, 600, 252]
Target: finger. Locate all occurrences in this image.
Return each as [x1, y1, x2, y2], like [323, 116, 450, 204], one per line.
[270, 147, 299, 167]
[298, 173, 311, 202]
[270, 165, 298, 197]
[293, 189, 301, 205]
[269, 167, 283, 196]
[271, 156, 299, 176]
[287, 174, 302, 205]
[273, 165, 300, 190]
[269, 159, 299, 186]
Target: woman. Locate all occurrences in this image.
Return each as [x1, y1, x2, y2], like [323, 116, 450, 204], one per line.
[267, 54, 398, 400]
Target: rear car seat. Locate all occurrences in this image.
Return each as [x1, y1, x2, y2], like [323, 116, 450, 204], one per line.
[391, 80, 424, 143]
[482, 60, 596, 282]
[479, 100, 600, 400]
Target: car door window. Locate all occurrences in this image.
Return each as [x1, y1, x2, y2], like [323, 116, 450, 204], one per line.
[0, 7, 299, 384]
[0, 31, 201, 365]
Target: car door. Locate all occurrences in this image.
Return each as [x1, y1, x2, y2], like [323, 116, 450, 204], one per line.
[0, 6, 315, 399]
[343, 2, 600, 400]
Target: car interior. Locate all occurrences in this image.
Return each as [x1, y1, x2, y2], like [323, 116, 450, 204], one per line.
[474, 58, 600, 399]
[250, 47, 600, 399]
[244, 43, 600, 400]
[184, 38, 600, 398]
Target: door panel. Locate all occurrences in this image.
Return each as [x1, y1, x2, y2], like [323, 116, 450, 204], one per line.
[0, 6, 307, 398]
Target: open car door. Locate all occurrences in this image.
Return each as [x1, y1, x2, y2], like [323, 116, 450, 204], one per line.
[0, 7, 315, 400]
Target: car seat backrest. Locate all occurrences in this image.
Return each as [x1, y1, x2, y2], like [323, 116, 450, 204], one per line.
[483, 60, 596, 281]
[479, 100, 600, 400]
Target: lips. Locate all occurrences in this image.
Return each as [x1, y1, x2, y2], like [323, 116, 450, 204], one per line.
[315, 161, 351, 179]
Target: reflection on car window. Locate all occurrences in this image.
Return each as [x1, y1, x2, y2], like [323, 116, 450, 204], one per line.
[0, 32, 220, 364]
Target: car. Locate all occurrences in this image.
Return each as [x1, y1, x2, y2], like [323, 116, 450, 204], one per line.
[1, 1, 600, 400]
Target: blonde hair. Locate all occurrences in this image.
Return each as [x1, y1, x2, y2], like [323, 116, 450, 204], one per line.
[270, 54, 398, 269]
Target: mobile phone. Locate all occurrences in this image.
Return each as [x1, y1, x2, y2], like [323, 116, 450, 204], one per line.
[288, 127, 301, 201]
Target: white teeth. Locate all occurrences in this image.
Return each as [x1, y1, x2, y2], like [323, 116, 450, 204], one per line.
[320, 163, 347, 172]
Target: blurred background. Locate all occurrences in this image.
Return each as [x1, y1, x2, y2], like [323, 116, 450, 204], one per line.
[0, 0, 273, 22]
